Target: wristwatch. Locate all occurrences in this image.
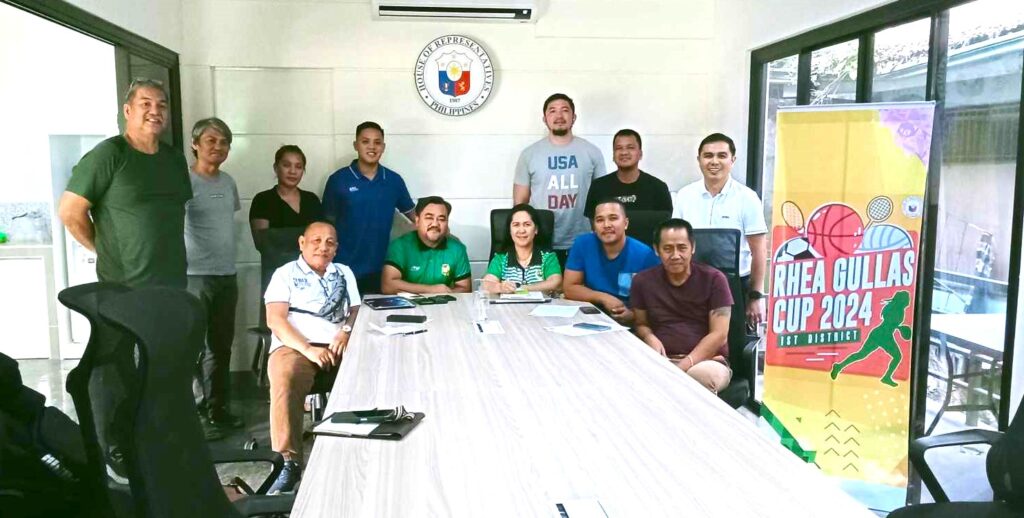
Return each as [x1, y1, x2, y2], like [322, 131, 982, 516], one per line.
[747, 290, 764, 301]
[341, 324, 353, 334]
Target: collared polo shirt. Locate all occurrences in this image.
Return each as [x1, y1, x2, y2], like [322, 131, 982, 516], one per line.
[672, 178, 767, 277]
[384, 231, 471, 288]
[264, 256, 361, 353]
[486, 249, 561, 285]
[322, 160, 415, 277]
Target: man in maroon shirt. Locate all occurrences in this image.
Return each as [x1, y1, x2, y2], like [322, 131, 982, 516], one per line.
[631, 218, 734, 392]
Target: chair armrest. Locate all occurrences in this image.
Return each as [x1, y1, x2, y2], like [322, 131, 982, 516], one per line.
[910, 428, 1003, 503]
[742, 336, 758, 366]
[209, 447, 285, 494]
[233, 493, 295, 516]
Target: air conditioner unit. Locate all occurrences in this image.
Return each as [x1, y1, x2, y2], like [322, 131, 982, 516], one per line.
[371, 0, 536, 22]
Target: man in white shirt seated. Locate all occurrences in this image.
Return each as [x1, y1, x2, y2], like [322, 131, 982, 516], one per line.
[263, 221, 360, 494]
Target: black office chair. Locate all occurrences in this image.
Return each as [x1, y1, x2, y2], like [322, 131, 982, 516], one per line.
[58, 283, 291, 517]
[0, 352, 88, 517]
[625, 210, 672, 247]
[888, 394, 1024, 517]
[249, 227, 335, 422]
[96, 286, 294, 517]
[691, 228, 758, 408]
[57, 282, 138, 516]
[488, 208, 555, 260]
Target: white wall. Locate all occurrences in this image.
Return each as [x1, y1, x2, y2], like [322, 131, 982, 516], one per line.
[179, 0, 738, 368]
[65, 0, 183, 51]
[0, 3, 118, 204]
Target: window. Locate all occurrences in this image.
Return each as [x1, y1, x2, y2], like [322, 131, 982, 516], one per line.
[872, 18, 931, 102]
[810, 39, 859, 105]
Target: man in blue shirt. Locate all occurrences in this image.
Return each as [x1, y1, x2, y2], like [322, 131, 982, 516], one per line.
[563, 199, 660, 325]
[323, 121, 415, 295]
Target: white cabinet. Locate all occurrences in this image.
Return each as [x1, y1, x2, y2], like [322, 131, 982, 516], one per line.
[0, 256, 50, 358]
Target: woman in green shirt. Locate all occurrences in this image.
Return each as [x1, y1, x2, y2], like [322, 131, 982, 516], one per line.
[483, 204, 562, 294]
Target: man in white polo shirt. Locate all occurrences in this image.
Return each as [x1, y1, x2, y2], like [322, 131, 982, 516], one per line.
[673, 133, 767, 328]
[263, 221, 360, 494]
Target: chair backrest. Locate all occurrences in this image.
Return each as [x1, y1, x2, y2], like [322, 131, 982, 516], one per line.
[489, 208, 555, 260]
[98, 287, 242, 518]
[625, 210, 672, 247]
[988, 395, 1024, 508]
[253, 227, 305, 326]
[691, 228, 750, 380]
[57, 282, 136, 517]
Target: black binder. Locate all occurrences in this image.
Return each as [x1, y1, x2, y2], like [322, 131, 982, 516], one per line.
[312, 410, 425, 440]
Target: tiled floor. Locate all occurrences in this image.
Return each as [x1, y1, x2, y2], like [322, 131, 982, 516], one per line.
[15, 358, 996, 514]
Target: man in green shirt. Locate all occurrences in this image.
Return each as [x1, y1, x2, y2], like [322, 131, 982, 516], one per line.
[382, 196, 472, 294]
[58, 78, 192, 288]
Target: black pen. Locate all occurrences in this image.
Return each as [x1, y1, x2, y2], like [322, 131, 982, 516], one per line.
[476, 323, 483, 333]
[401, 329, 427, 336]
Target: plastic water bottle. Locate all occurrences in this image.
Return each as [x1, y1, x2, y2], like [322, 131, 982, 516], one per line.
[473, 279, 488, 323]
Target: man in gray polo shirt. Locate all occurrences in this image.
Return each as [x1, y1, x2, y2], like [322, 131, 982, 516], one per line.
[513, 93, 607, 267]
[184, 117, 242, 439]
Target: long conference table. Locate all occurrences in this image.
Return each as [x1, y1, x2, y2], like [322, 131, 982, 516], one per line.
[292, 295, 873, 517]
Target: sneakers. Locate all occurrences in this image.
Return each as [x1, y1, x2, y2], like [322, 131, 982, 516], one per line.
[267, 460, 301, 495]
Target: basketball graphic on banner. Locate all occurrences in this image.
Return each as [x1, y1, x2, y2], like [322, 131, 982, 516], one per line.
[805, 203, 864, 257]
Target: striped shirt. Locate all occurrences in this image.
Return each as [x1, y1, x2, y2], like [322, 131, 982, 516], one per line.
[485, 250, 561, 285]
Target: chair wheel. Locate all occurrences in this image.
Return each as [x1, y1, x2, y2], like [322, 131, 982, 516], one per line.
[244, 438, 258, 450]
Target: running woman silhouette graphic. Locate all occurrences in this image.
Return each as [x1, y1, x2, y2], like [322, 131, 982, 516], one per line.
[830, 290, 912, 387]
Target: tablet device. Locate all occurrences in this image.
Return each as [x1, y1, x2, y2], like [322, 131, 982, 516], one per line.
[364, 296, 417, 310]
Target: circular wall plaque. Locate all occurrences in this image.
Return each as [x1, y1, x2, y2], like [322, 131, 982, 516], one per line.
[414, 35, 495, 117]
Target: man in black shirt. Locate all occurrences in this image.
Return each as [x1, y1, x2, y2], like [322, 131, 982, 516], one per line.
[583, 129, 672, 218]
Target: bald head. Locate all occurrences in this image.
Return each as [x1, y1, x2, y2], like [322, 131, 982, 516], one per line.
[299, 222, 338, 274]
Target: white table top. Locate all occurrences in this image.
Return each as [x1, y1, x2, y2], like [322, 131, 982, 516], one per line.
[930, 313, 1006, 356]
[292, 295, 872, 518]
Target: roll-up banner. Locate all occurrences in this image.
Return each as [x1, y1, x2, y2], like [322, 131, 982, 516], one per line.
[762, 102, 935, 509]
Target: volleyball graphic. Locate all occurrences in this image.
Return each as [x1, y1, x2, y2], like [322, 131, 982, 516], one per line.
[805, 203, 864, 257]
[774, 237, 822, 262]
[856, 224, 913, 253]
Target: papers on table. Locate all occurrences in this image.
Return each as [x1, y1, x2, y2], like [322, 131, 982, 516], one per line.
[545, 323, 627, 337]
[499, 291, 545, 301]
[369, 323, 428, 336]
[529, 305, 579, 318]
[474, 320, 505, 334]
[312, 419, 380, 437]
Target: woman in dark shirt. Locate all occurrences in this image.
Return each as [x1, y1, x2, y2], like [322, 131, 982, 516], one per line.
[249, 145, 323, 249]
